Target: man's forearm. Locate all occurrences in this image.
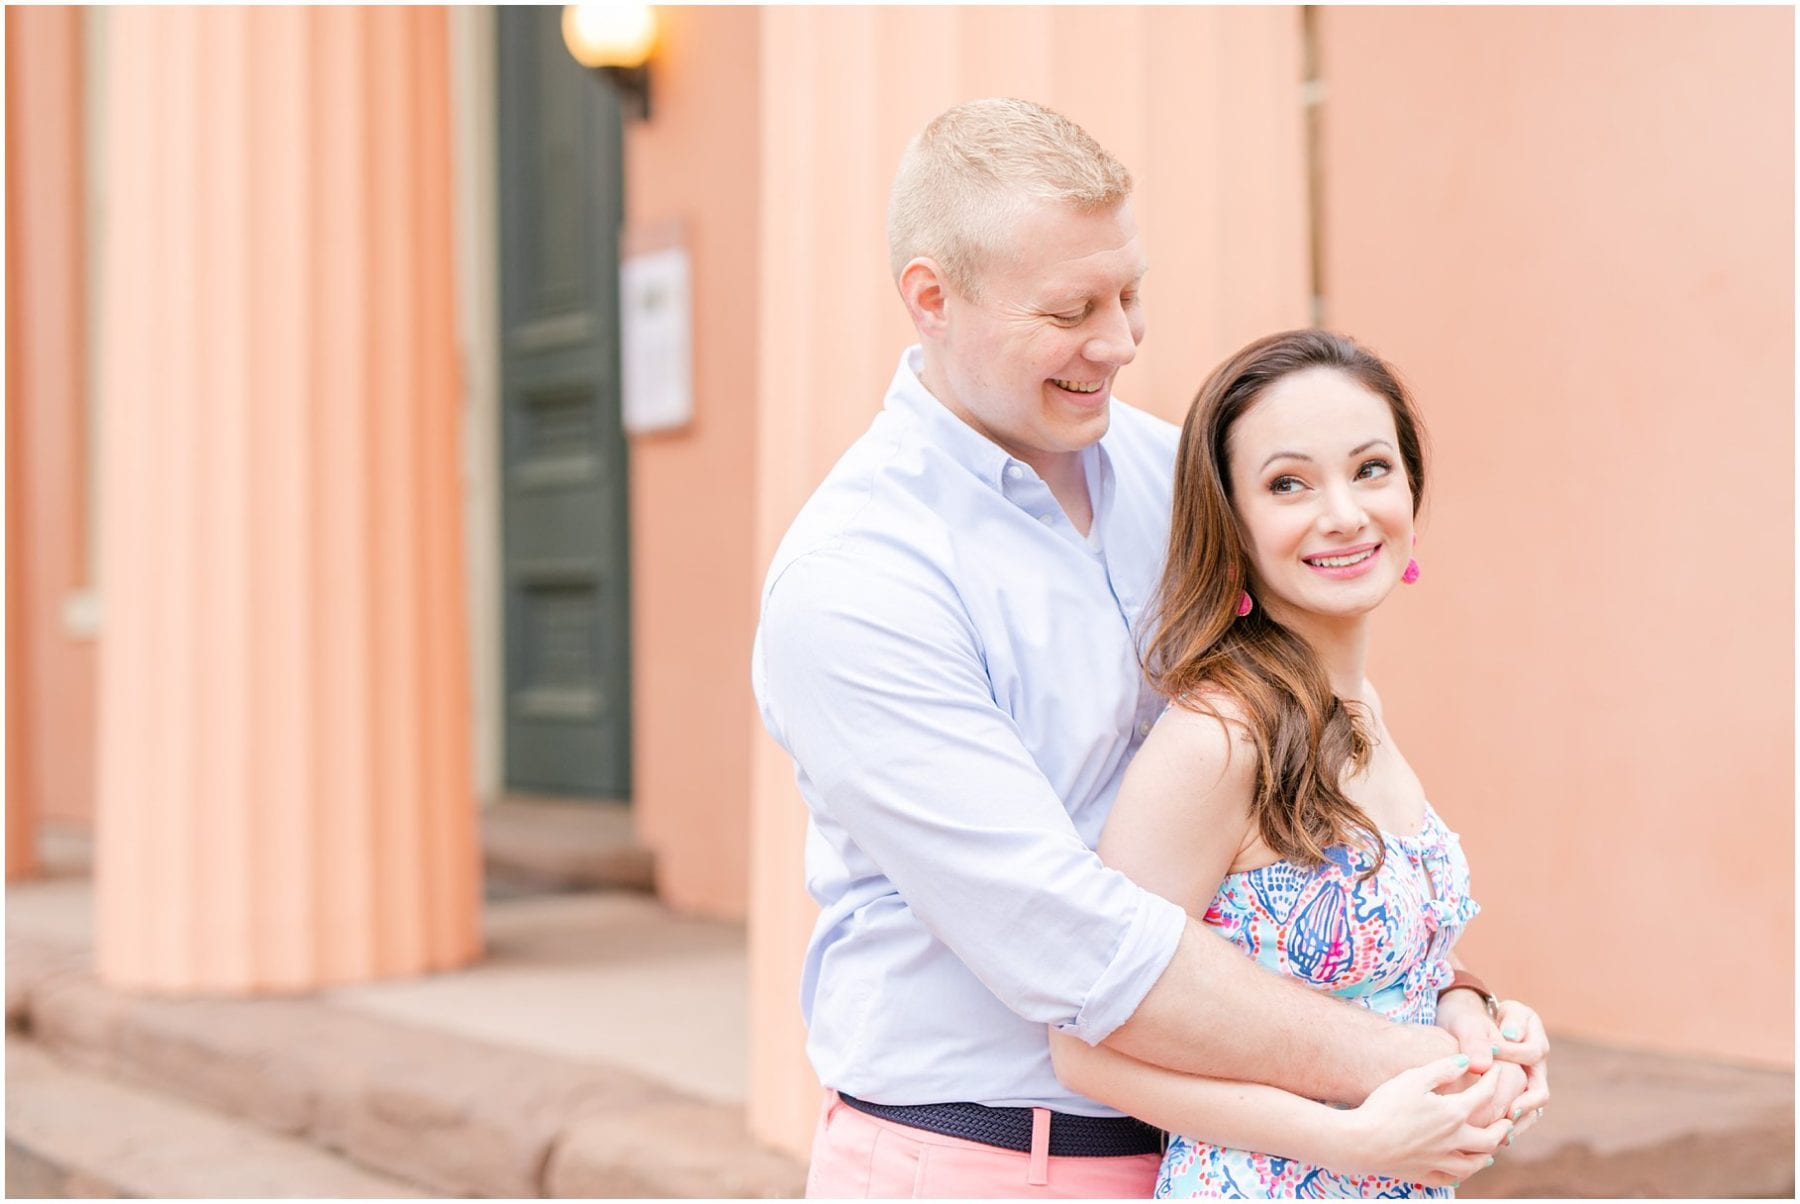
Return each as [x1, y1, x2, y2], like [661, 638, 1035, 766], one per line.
[1100, 920, 1455, 1105]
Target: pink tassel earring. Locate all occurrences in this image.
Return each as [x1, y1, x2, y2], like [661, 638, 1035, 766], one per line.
[1236, 591, 1254, 616]
[1402, 534, 1420, 584]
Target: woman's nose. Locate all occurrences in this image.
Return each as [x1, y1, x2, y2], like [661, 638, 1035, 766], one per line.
[1319, 486, 1367, 533]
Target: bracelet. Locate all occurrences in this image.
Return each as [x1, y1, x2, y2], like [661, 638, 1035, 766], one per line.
[1439, 969, 1499, 1021]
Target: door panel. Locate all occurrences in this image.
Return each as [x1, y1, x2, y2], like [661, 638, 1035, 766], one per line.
[497, 7, 630, 798]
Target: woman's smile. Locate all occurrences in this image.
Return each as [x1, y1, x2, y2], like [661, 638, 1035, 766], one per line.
[1302, 541, 1383, 578]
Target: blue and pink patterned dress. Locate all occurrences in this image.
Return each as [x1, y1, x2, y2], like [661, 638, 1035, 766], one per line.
[1154, 801, 1479, 1199]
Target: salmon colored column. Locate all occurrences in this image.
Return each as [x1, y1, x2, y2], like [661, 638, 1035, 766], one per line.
[93, 7, 480, 993]
[6, 7, 98, 877]
[746, 6, 1311, 1154]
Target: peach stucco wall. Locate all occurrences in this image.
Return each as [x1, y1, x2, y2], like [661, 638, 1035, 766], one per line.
[742, 6, 1314, 1154]
[6, 7, 99, 853]
[623, 6, 764, 920]
[1317, 7, 1793, 1067]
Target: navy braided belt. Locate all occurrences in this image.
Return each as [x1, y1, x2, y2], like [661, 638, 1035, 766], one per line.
[837, 1093, 1165, 1157]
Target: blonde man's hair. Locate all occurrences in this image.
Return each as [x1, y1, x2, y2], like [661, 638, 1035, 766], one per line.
[887, 98, 1133, 299]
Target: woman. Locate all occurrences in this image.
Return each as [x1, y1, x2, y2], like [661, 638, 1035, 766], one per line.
[1050, 330, 1549, 1196]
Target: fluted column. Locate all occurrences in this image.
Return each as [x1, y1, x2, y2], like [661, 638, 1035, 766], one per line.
[7, 7, 94, 881]
[94, 7, 480, 992]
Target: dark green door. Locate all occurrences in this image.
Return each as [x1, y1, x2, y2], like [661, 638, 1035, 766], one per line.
[497, 8, 631, 798]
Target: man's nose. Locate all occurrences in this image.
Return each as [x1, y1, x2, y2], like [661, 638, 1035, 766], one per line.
[1083, 301, 1139, 366]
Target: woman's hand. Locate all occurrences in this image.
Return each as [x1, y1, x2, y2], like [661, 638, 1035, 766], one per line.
[1435, 991, 1551, 1138]
[1494, 998, 1550, 1066]
[1328, 1054, 1514, 1188]
[1493, 999, 1551, 1139]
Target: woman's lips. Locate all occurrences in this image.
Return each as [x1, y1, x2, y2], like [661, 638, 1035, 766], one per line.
[1302, 542, 1381, 579]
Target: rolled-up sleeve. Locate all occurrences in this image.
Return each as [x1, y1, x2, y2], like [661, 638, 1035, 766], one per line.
[756, 544, 1187, 1045]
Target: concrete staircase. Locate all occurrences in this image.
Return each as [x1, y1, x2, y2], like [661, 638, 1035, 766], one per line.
[6, 879, 805, 1199]
[6, 868, 1791, 1198]
[7, 1037, 428, 1198]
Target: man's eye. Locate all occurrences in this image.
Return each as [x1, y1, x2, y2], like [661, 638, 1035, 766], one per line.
[1052, 308, 1088, 324]
[1270, 476, 1304, 495]
[1357, 459, 1393, 479]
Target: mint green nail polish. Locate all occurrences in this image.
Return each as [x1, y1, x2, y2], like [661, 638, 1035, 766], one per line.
[1453, 1054, 1470, 1069]
[1485, 1157, 1495, 1168]
[1490, 1044, 1500, 1056]
[1502, 1027, 1522, 1041]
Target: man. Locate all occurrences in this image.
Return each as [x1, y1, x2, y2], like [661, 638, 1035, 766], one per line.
[753, 98, 1534, 1198]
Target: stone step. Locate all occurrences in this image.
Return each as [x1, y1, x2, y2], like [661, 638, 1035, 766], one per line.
[6, 932, 806, 1199]
[8, 886, 1789, 1199]
[481, 796, 656, 896]
[5, 1036, 431, 1198]
[1458, 1038, 1793, 1199]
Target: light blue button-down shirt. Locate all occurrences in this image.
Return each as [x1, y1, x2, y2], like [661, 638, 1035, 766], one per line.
[752, 347, 1189, 1114]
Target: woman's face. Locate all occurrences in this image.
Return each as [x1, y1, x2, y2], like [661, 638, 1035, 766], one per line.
[1226, 367, 1414, 626]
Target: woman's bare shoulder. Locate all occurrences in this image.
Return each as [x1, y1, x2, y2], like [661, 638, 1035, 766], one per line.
[1147, 687, 1259, 791]
[1163, 686, 1255, 740]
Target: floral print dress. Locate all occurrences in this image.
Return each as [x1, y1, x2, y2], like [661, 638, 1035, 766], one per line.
[1154, 802, 1479, 1199]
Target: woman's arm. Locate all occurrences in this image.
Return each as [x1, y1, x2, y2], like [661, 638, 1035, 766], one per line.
[1049, 1030, 1507, 1187]
[1057, 701, 1508, 1181]
[1084, 698, 1461, 1100]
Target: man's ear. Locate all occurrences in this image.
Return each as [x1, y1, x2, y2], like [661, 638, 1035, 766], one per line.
[898, 257, 952, 338]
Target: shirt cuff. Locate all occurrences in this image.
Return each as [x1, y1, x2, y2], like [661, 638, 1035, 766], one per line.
[1058, 886, 1189, 1045]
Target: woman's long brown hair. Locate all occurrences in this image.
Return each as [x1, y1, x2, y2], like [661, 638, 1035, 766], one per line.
[1144, 329, 1429, 873]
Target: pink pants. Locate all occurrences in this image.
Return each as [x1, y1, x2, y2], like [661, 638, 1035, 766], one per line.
[804, 1091, 1162, 1199]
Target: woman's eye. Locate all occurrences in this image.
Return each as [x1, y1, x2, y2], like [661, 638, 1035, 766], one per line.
[1357, 459, 1393, 480]
[1270, 475, 1304, 495]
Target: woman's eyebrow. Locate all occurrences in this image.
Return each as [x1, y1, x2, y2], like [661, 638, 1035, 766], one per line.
[1259, 450, 1311, 472]
[1259, 438, 1396, 472]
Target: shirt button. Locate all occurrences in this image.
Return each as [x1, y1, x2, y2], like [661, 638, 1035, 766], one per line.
[1038, 513, 1055, 525]
[1137, 720, 1154, 738]
[1006, 464, 1024, 481]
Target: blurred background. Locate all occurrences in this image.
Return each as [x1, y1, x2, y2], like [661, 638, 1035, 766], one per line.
[6, 4, 1792, 1198]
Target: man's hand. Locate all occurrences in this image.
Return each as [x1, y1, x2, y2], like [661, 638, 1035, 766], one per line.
[1456, 1058, 1526, 1128]
[1436, 990, 1552, 1144]
[1436, 987, 1502, 1073]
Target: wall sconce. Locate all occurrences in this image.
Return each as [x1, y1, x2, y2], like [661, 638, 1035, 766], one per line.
[562, 4, 657, 122]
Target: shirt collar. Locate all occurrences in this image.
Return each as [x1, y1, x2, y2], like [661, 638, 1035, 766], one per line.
[883, 346, 1125, 513]
[883, 346, 1017, 490]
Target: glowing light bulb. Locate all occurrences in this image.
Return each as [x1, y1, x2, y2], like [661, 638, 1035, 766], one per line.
[562, 4, 657, 70]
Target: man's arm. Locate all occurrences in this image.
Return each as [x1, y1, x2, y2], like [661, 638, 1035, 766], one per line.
[1083, 703, 1454, 1103]
[1105, 920, 1456, 1104]
[755, 550, 1187, 1038]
